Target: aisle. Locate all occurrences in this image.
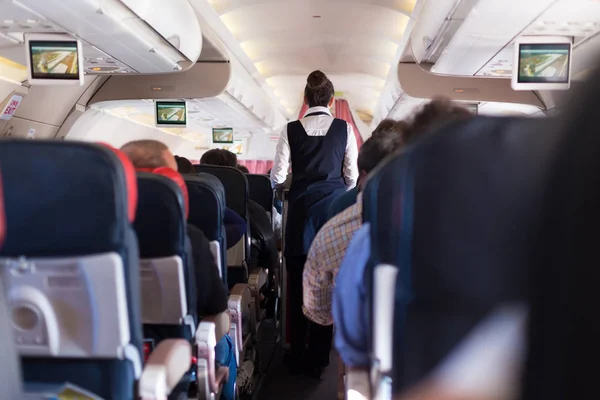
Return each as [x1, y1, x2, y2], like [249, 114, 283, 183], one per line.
[258, 348, 339, 400]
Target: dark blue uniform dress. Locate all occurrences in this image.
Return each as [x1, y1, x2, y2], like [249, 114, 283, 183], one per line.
[285, 111, 348, 370]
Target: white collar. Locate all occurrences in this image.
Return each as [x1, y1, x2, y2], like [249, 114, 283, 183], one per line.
[303, 106, 332, 117]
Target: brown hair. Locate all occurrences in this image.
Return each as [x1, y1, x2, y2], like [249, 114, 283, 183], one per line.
[404, 97, 472, 143]
[304, 70, 334, 108]
[200, 148, 238, 167]
[120, 140, 174, 169]
[175, 155, 195, 173]
[358, 119, 408, 173]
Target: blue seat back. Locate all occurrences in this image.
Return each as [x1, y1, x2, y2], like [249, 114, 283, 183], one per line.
[363, 117, 562, 393]
[194, 165, 250, 285]
[185, 173, 227, 282]
[246, 174, 273, 214]
[0, 171, 23, 398]
[134, 172, 196, 343]
[523, 72, 600, 399]
[0, 140, 142, 399]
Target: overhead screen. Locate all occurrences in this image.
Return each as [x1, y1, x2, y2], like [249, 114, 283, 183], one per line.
[212, 128, 234, 144]
[25, 33, 84, 86]
[155, 101, 187, 127]
[512, 36, 572, 91]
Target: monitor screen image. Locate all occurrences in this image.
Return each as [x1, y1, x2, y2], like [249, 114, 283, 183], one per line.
[29, 40, 80, 80]
[224, 140, 243, 154]
[156, 101, 187, 126]
[517, 43, 570, 84]
[213, 128, 234, 144]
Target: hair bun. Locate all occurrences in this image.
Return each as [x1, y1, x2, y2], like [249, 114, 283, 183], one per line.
[307, 70, 329, 90]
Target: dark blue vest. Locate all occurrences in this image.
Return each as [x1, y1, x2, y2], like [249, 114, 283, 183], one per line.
[288, 113, 347, 194]
[285, 112, 349, 259]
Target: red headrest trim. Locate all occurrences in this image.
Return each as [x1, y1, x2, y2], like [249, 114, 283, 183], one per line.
[137, 167, 189, 219]
[98, 143, 138, 222]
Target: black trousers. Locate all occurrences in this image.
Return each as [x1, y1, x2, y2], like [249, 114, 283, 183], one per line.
[287, 255, 333, 368]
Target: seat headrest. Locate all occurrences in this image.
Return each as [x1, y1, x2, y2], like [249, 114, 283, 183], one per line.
[134, 172, 186, 258]
[365, 116, 561, 270]
[246, 174, 273, 213]
[0, 140, 137, 257]
[185, 173, 225, 241]
[194, 164, 248, 218]
[136, 167, 189, 219]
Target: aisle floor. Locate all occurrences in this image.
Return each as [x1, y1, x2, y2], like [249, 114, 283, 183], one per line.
[257, 348, 339, 400]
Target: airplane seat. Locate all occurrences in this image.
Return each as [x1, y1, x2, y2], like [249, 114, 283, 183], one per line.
[134, 170, 196, 342]
[194, 165, 260, 394]
[0, 141, 192, 399]
[185, 174, 253, 370]
[246, 173, 274, 218]
[185, 173, 227, 282]
[245, 173, 278, 312]
[135, 168, 235, 399]
[194, 165, 250, 286]
[0, 141, 144, 399]
[0, 171, 24, 399]
[361, 116, 563, 397]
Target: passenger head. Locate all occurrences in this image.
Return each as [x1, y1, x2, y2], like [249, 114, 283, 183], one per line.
[357, 119, 408, 190]
[304, 70, 335, 108]
[119, 140, 188, 217]
[405, 98, 472, 143]
[120, 140, 177, 170]
[237, 164, 249, 174]
[200, 148, 238, 167]
[175, 155, 195, 174]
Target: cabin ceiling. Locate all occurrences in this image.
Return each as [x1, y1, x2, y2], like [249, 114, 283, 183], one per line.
[206, 0, 419, 119]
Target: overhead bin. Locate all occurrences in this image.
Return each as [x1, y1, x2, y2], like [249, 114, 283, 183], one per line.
[88, 62, 231, 104]
[397, 61, 544, 108]
[2, 0, 202, 74]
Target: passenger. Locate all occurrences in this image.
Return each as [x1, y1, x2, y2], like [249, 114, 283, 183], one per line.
[328, 120, 408, 219]
[201, 149, 279, 272]
[120, 140, 236, 400]
[175, 155, 195, 174]
[237, 164, 250, 174]
[332, 99, 472, 370]
[302, 119, 407, 334]
[270, 70, 359, 375]
[177, 153, 246, 249]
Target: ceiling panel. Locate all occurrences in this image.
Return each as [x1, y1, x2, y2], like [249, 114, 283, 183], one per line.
[207, 0, 417, 117]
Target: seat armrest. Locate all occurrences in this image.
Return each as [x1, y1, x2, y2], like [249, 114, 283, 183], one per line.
[229, 284, 252, 353]
[346, 368, 371, 400]
[248, 268, 268, 320]
[139, 339, 192, 400]
[196, 320, 229, 395]
[202, 312, 230, 342]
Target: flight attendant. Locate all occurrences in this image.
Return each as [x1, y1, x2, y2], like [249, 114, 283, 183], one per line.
[270, 70, 358, 376]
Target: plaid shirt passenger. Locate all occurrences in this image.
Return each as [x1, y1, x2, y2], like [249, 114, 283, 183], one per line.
[302, 193, 363, 326]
